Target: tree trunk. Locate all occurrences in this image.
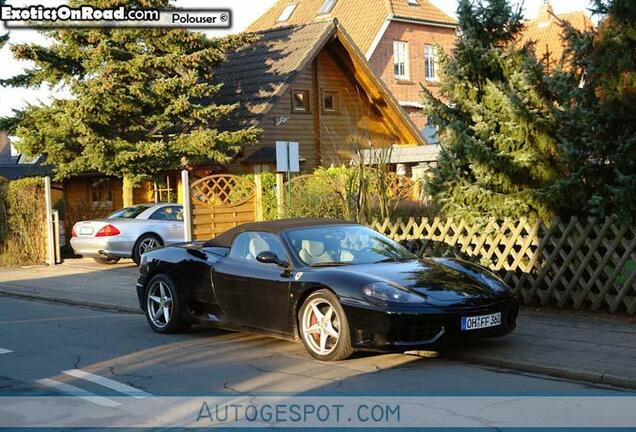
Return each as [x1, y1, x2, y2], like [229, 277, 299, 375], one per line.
[122, 176, 134, 208]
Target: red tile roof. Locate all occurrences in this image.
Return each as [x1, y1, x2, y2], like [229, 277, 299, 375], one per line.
[520, 2, 594, 70]
[247, 0, 457, 55]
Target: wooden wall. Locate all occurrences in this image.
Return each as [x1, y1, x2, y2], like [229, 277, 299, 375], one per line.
[233, 39, 407, 174]
[63, 177, 153, 221]
[316, 48, 398, 166]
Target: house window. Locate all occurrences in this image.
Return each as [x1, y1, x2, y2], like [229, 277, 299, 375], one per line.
[318, 0, 337, 15]
[90, 178, 112, 208]
[407, 0, 419, 4]
[153, 175, 177, 203]
[277, 4, 297, 22]
[393, 41, 409, 80]
[292, 89, 310, 113]
[253, 164, 273, 174]
[322, 91, 338, 112]
[424, 45, 438, 81]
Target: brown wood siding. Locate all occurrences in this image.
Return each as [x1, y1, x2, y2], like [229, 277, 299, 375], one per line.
[230, 39, 414, 174]
[234, 66, 319, 174]
[316, 48, 398, 165]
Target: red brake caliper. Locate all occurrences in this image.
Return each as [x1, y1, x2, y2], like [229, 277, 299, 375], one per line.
[310, 312, 320, 343]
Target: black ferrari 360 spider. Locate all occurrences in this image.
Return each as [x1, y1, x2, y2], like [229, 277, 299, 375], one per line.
[137, 219, 518, 361]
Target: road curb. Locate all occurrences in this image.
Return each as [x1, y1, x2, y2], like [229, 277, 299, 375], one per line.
[449, 352, 636, 390]
[0, 290, 142, 315]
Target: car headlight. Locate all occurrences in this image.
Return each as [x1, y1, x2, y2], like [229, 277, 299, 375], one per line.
[362, 282, 426, 303]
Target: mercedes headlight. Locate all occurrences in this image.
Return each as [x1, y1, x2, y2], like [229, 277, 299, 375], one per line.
[362, 282, 426, 303]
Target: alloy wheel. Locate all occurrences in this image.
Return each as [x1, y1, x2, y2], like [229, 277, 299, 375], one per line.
[139, 237, 160, 255]
[146, 281, 173, 329]
[301, 298, 340, 356]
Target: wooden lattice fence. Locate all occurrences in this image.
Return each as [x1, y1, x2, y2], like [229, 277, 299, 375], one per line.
[190, 174, 262, 240]
[369, 217, 636, 314]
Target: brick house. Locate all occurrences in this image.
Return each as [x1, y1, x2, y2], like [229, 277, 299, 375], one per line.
[247, 0, 458, 134]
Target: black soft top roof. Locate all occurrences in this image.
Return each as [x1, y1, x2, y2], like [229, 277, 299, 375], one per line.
[203, 218, 357, 248]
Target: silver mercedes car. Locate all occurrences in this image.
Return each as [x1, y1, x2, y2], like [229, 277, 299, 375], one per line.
[70, 203, 184, 265]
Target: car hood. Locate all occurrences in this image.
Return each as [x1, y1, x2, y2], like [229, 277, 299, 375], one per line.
[341, 258, 511, 304]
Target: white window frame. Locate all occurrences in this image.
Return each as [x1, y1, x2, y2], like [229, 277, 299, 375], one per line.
[424, 45, 437, 81]
[393, 41, 409, 80]
[277, 4, 297, 22]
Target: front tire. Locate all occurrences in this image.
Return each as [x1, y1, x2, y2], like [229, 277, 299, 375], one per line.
[133, 234, 163, 265]
[144, 274, 191, 334]
[299, 290, 354, 361]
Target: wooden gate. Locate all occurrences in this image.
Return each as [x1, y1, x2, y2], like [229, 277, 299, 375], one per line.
[190, 174, 259, 240]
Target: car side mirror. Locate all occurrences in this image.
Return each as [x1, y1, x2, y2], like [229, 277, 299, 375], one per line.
[256, 251, 288, 267]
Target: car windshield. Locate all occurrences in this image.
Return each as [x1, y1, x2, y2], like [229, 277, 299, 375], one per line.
[284, 225, 417, 267]
[108, 205, 151, 219]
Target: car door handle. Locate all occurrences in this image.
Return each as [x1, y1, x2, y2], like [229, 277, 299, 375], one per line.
[170, 224, 180, 229]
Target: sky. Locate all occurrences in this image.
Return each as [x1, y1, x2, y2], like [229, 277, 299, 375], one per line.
[0, 0, 595, 120]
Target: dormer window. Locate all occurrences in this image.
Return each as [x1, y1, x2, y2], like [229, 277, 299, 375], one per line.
[407, 0, 419, 4]
[277, 4, 297, 22]
[318, 0, 337, 15]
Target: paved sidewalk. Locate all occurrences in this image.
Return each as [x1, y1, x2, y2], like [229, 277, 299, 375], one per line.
[1, 259, 635, 389]
[0, 259, 139, 313]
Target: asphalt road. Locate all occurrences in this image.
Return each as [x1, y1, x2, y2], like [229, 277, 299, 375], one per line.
[1, 295, 633, 401]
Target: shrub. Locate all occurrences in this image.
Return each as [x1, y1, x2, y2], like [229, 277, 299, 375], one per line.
[228, 173, 278, 221]
[284, 174, 346, 219]
[0, 177, 47, 265]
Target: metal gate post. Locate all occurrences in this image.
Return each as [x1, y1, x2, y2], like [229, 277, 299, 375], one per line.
[181, 170, 193, 242]
[53, 210, 61, 264]
[44, 177, 56, 266]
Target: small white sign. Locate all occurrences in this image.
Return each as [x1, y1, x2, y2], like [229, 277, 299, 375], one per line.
[276, 141, 300, 173]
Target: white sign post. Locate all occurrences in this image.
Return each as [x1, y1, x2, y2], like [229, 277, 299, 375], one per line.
[276, 141, 300, 196]
[276, 141, 300, 173]
[44, 176, 56, 266]
[181, 170, 193, 242]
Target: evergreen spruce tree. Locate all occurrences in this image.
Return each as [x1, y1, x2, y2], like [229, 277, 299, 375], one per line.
[0, 0, 260, 197]
[548, 0, 636, 221]
[422, 0, 566, 222]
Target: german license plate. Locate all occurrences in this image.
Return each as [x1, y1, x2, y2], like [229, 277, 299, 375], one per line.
[80, 225, 93, 235]
[461, 312, 501, 331]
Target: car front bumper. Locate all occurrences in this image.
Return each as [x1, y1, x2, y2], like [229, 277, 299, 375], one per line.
[342, 297, 519, 352]
[70, 236, 136, 258]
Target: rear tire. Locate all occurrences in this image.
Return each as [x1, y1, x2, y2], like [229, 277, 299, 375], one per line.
[144, 274, 191, 334]
[299, 289, 354, 361]
[93, 257, 121, 265]
[133, 234, 163, 265]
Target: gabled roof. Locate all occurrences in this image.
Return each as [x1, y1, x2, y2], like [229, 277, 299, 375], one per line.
[214, 18, 425, 145]
[0, 163, 53, 181]
[520, 3, 594, 70]
[389, 0, 457, 25]
[247, 0, 457, 55]
[215, 20, 334, 125]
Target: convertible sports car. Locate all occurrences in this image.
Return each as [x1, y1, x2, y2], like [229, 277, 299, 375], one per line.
[137, 219, 519, 361]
